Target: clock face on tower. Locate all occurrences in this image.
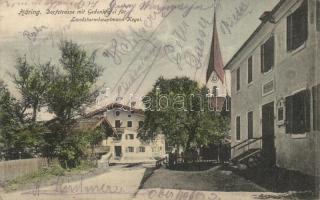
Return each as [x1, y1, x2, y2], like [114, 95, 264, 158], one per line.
[211, 72, 219, 83]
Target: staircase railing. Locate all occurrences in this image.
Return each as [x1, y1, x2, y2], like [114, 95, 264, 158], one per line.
[231, 137, 262, 158]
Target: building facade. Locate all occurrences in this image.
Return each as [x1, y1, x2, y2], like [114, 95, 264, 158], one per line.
[87, 103, 166, 162]
[225, 0, 319, 176]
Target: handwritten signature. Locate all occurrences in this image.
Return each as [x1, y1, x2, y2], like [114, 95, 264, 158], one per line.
[23, 25, 48, 42]
[220, 0, 252, 34]
[139, 0, 214, 18]
[146, 188, 221, 200]
[21, 176, 135, 196]
[102, 1, 215, 98]
[0, 0, 99, 9]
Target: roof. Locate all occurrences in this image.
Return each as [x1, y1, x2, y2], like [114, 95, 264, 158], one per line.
[86, 102, 144, 118]
[224, 0, 286, 70]
[75, 116, 116, 132]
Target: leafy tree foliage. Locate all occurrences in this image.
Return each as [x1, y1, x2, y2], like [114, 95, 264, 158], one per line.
[43, 41, 103, 167]
[46, 41, 102, 122]
[1, 40, 103, 166]
[12, 56, 55, 122]
[0, 81, 45, 159]
[0, 81, 18, 149]
[139, 77, 229, 151]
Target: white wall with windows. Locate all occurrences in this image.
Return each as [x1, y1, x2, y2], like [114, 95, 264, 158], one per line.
[228, 0, 319, 176]
[102, 108, 166, 161]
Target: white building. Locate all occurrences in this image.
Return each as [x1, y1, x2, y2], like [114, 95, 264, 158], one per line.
[225, 0, 319, 176]
[86, 103, 166, 162]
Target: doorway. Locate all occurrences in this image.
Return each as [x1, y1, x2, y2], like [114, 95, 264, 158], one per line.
[262, 102, 276, 166]
[115, 146, 122, 157]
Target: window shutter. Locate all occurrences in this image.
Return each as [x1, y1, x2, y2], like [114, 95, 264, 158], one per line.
[286, 95, 294, 133]
[287, 15, 293, 51]
[261, 45, 264, 73]
[236, 116, 241, 140]
[248, 112, 253, 139]
[269, 36, 275, 68]
[313, 85, 320, 131]
[287, 0, 308, 51]
[301, 0, 308, 43]
[304, 90, 311, 132]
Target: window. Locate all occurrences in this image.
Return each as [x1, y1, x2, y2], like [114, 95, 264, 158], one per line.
[127, 147, 134, 152]
[247, 111, 253, 139]
[236, 116, 241, 141]
[138, 121, 144, 128]
[115, 110, 120, 116]
[248, 56, 253, 84]
[278, 107, 284, 121]
[287, 0, 308, 51]
[138, 146, 145, 153]
[127, 121, 132, 127]
[261, 36, 274, 73]
[115, 120, 121, 128]
[286, 89, 311, 134]
[236, 68, 240, 91]
[126, 134, 134, 140]
[317, 0, 320, 31]
[262, 80, 274, 96]
[313, 85, 320, 131]
[128, 114, 131, 117]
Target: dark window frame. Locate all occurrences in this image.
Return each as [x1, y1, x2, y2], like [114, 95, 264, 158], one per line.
[285, 89, 311, 134]
[139, 146, 145, 153]
[236, 68, 241, 91]
[247, 111, 253, 139]
[313, 85, 320, 131]
[261, 36, 275, 73]
[127, 146, 134, 152]
[127, 121, 132, 127]
[236, 116, 241, 141]
[126, 134, 134, 140]
[248, 56, 253, 84]
[287, 0, 308, 51]
[115, 120, 121, 128]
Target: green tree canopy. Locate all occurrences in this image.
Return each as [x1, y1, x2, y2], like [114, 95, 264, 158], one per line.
[43, 40, 103, 167]
[139, 77, 229, 151]
[12, 56, 56, 122]
[0, 81, 18, 149]
[46, 41, 103, 123]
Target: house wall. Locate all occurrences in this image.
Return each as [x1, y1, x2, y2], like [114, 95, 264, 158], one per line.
[230, 0, 319, 176]
[101, 108, 165, 160]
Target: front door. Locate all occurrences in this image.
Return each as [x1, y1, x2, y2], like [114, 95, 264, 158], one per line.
[262, 102, 276, 166]
[115, 146, 122, 157]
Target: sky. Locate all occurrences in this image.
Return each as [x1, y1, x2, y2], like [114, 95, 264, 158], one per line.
[0, 0, 279, 119]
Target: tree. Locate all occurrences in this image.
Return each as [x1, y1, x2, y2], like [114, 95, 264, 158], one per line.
[0, 81, 18, 149]
[12, 56, 55, 122]
[138, 77, 229, 151]
[44, 40, 103, 167]
[46, 41, 102, 122]
[0, 80, 47, 159]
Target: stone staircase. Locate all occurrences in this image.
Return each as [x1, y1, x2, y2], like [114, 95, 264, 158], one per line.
[230, 137, 263, 168]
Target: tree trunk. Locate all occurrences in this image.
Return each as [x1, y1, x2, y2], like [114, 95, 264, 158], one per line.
[31, 103, 38, 122]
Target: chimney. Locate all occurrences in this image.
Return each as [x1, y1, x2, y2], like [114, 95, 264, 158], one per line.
[259, 11, 271, 22]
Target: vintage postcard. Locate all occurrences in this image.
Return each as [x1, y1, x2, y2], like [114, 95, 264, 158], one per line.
[0, 0, 319, 199]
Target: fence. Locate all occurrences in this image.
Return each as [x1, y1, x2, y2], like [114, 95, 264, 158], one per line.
[0, 158, 50, 181]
